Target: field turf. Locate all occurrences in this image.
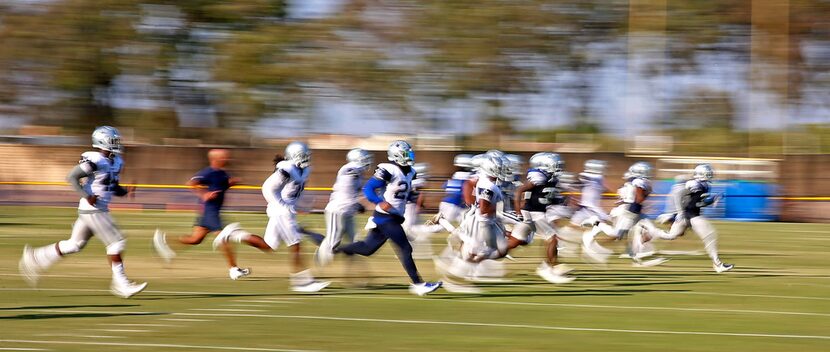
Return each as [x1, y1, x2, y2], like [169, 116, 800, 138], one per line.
[0, 206, 828, 351]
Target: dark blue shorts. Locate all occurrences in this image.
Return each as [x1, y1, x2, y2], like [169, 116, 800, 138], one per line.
[195, 207, 223, 232]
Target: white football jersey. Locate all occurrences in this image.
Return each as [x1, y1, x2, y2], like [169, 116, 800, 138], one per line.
[664, 181, 687, 214]
[579, 172, 604, 208]
[262, 160, 310, 211]
[619, 177, 651, 204]
[475, 176, 504, 221]
[326, 161, 364, 212]
[372, 163, 415, 215]
[77, 151, 123, 212]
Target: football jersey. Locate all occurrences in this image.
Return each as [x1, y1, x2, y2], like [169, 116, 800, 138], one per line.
[521, 169, 560, 212]
[684, 179, 710, 217]
[326, 161, 365, 212]
[475, 176, 504, 221]
[407, 176, 426, 204]
[619, 177, 651, 213]
[372, 163, 415, 215]
[664, 181, 687, 214]
[262, 160, 310, 211]
[77, 151, 123, 212]
[441, 171, 470, 206]
[578, 172, 604, 208]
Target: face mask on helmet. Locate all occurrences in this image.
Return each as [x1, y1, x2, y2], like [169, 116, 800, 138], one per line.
[693, 164, 714, 181]
[388, 140, 415, 166]
[480, 156, 504, 179]
[285, 142, 311, 168]
[92, 126, 123, 154]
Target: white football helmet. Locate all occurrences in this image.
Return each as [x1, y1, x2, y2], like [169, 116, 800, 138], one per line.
[91, 126, 123, 154]
[454, 154, 474, 170]
[627, 162, 652, 179]
[693, 164, 714, 181]
[285, 142, 311, 168]
[346, 148, 372, 168]
[387, 140, 415, 166]
[537, 153, 564, 176]
[470, 153, 487, 171]
[485, 149, 505, 158]
[528, 152, 549, 169]
[479, 156, 506, 179]
[584, 159, 607, 175]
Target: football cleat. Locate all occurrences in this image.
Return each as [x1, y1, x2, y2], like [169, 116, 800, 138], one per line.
[110, 280, 148, 299]
[409, 281, 442, 296]
[713, 262, 734, 273]
[153, 229, 176, 264]
[18, 245, 41, 287]
[536, 262, 575, 284]
[291, 280, 330, 293]
[229, 267, 251, 280]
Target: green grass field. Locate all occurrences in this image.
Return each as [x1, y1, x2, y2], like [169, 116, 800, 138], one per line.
[1, 206, 829, 352]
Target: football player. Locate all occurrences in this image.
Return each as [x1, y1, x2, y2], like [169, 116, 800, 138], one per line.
[512, 153, 575, 284]
[20, 126, 147, 298]
[641, 164, 733, 272]
[332, 140, 442, 296]
[315, 148, 373, 265]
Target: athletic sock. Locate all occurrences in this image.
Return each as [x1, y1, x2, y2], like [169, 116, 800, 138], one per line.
[111, 262, 129, 285]
[32, 244, 61, 271]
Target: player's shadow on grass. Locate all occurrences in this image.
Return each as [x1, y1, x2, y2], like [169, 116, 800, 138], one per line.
[437, 288, 690, 299]
[132, 293, 274, 301]
[0, 312, 167, 320]
[0, 304, 139, 310]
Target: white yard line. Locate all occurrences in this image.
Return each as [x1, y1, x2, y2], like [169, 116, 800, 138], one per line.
[0, 340, 315, 352]
[672, 291, 830, 301]
[188, 308, 264, 312]
[160, 318, 214, 322]
[225, 304, 273, 308]
[231, 300, 300, 304]
[322, 296, 830, 318]
[85, 329, 151, 333]
[0, 348, 50, 351]
[35, 333, 123, 339]
[100, 323, 179, 327]
[174, 312, 830, 341]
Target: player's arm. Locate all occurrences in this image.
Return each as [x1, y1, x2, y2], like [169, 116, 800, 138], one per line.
[111, 182, 133, 197]
[363, 167, 397, 215]
[262, 169, 290, 208]
[478, 193, 497, 218]
[462, 178, 477, 207]
[513, 181, 534, 214]
[187, 173, 214, 201]
[67, 161, 96, 205]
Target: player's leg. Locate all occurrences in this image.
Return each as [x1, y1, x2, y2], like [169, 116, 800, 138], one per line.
[19, 217, 93, 286]
[689, 216, 733, 272]
[380, 221, 441, 295]
[336, 228, 388, 256]
[534, 218, 575, 283]
[178, 226, 212, 245]
[267, 212, 329, 291]
[85, 212, 147, 298]
[317, 210, 351, 266]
